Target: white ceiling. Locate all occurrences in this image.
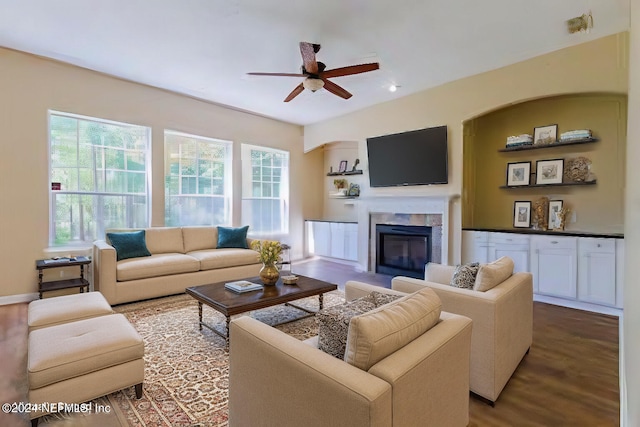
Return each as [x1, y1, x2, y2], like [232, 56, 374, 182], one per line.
[0, 0, 630, 126]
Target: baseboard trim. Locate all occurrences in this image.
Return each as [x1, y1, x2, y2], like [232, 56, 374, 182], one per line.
[619, 312, 626, 426]
[0, 293, 38, 305]
[300, 255, 359, 268]
[533, 294, 622, 317]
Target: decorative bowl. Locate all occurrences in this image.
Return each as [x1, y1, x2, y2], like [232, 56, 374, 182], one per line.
[282, 275, 299, 285]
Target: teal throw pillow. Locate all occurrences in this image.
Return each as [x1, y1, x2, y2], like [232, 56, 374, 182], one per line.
[106, 231, 152, 261]
[217, 226, 249, 249]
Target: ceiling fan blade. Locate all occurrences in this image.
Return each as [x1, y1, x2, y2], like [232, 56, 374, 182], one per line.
[284, 83, 305, 102]
[321, 78, 352, 99]
[247, 72, 306, 77]
[322, 63, 380, 78]
[299, 42, 319, 74]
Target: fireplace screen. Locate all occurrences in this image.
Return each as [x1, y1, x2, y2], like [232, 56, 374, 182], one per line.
[376, 225, 432, 279]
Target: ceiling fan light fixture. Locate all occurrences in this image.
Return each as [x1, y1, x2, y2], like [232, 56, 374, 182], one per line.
[303, 78, 324, 92]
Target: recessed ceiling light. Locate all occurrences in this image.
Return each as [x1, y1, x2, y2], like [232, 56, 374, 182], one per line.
[389, 84, 399, 92]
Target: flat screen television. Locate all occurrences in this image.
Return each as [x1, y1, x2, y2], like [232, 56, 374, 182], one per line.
[366, 125, 448, 187]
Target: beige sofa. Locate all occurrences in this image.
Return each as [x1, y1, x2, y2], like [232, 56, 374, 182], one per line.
[391, 261, 533, 404]
[229, 281, 473, 427]
[93, 226, 262, 305]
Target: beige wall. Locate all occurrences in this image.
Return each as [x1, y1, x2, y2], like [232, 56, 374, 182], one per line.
[624, 2, 639, 425]
[0, 47, 323, 298]
[322, 141, 361, 222]
[304, 33, 629, 263]
[464, 94, 626, 233]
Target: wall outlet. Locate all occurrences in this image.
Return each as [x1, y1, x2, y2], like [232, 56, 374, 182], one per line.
[571, 212, 577, 223]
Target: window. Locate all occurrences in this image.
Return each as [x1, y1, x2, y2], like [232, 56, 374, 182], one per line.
[49, 111, 150, 246]
[165, 131, 232, 226]
[241, 144, 289, 235]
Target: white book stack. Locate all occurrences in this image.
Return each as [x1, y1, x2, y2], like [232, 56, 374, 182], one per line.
[560, 129, 592, 141]
[506, 134, 533, 148]
[225, 280, 263, 293]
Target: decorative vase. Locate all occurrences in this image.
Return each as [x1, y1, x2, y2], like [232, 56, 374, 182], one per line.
[259, 262, 280, 286]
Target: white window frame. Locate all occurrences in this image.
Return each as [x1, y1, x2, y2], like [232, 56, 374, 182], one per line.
[241, 144, 290, 236]
[164, 130, 233, 226]
[48, 110, 150, 246]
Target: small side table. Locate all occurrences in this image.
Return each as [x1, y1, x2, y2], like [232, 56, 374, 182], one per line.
[279, 244, 292, 274]
[35, 256, 91, 299]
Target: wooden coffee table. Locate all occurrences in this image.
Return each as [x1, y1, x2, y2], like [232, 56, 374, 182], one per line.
[185, 275, 337, 341]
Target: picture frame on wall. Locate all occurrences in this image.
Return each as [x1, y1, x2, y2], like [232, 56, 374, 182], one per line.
[548, 200, 563, 230]
[533, 124, 558, 145]
[506, 161, 531, 186]
[338, 160, 348, 173]
[513, 201, 532, 228]
[535, 159, 564, 185]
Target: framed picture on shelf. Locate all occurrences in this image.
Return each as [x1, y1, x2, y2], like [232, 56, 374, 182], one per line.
[506, 161, 531, 186]
[513, 201, 532, 228]
[548, 200, 563, 230]
[535, 159, 564, 184]
[338, 160, 348, 173]
[533, 124, 558, 145]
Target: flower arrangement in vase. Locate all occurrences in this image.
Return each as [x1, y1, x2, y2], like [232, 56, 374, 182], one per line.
[333, 178, 348, 196]
[251, 240, 283, 285]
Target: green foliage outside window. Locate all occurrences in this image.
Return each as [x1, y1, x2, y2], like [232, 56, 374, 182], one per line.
[49, 113, 149, 245]
[164, 132, 231, 226]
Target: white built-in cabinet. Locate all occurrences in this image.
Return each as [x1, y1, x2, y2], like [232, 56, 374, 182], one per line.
[306, 220, 358, 262]
[491, 233, 530, 274]
[530, 236, 578, 299]
[462, 230, 623, 312]
[463, 231, 492, 264]
[577, 238, 616, 306]
[309, 221, 331, 257]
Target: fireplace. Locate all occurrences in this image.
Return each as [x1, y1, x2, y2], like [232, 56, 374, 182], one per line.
[376, 224, 432, 279]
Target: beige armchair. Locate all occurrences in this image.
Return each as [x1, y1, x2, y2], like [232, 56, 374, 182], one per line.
[228, 282, 472, 427]
[392, 261, 533, 405]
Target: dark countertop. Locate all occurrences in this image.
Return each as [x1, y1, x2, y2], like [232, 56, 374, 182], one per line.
[463, 227, 624, 239]
[305, 219, 359, 224]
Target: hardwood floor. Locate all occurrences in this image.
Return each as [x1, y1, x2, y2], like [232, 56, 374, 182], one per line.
[0, 303, 28, 427]
[294, 258, 620, 426]
[0, 258, 619, 426]
[291, 257, 392, 290]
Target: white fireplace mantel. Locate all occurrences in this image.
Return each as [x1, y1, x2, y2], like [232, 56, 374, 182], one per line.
[355, 195, 458, 272]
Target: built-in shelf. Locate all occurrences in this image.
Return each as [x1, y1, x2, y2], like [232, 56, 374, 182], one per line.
[329, 195, 359, 199]
[327, 170, 364, 176]
[498, 138, 598, 152]
[500, 180, 597, 189]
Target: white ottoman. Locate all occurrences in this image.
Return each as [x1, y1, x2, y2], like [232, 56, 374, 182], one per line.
[28, 292, 113, 331]
[28, 313, 144, 425]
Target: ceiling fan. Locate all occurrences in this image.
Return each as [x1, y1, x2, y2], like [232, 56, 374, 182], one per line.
[247, 42, 380, 102]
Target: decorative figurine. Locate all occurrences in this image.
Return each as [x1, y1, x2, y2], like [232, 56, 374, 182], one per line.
[557, 207, 571, 230]
[532, 197, 550, 230]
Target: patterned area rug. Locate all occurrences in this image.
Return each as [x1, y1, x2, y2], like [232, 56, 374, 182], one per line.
[103, 291, 345, 427]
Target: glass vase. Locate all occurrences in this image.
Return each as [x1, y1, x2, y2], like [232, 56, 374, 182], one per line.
[259, 262, 280, 286]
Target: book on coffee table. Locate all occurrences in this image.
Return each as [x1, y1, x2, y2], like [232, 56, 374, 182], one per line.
[225, 280, 263, 293]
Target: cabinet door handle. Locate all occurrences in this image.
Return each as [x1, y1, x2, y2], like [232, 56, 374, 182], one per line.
[551, 241, 559, 244]
[597, 243, 602, 248]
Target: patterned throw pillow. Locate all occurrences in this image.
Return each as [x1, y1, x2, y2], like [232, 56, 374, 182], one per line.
[317, 294, 376, 359]
[450, 262, 480, 289]
[370, 291, 403, 307]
